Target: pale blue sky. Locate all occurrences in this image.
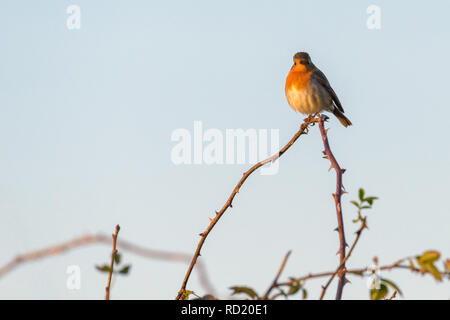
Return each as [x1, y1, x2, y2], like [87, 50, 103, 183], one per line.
[0, 1, 449, 299]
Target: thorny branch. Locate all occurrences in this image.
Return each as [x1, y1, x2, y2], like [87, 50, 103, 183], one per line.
[319, 217, 367, 299]
[175, 115, 320, 300]
[317, 115, 347, 300]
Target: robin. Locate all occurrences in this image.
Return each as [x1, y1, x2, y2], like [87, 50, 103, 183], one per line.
[285, 52, 352, 127]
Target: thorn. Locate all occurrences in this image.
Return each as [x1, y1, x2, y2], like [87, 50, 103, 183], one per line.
[215, 211, 219, 215]
[229, 203, 233, 208]
[345, 242, 349, 248]
[198, 253, 201, 257]
[209, 217, 214, 222]
[199, 233, 205, 237]
[328, 165, 333, 171]
[334, 227, 339, 232]
[341, 169, 346, 174]
[344, 278, 351, 285]
[322, 150, 326, 155]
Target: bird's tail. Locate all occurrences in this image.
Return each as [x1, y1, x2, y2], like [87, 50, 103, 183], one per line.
[333, 108, 352, 127]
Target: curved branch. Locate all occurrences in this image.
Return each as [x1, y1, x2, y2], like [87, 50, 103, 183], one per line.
[0, 232, 215, 295]
[175, 115, 320, 299]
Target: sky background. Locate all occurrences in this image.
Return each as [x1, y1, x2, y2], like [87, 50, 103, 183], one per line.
[0, 0, 449, 299]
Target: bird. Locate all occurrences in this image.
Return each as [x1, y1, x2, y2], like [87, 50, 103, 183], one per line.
[285, 52, 352, 127]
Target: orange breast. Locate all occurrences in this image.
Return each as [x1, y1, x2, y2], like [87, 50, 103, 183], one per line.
[285, 69, 312, 91]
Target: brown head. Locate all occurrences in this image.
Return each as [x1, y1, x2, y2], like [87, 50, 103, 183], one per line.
[291, 52, 315, 72]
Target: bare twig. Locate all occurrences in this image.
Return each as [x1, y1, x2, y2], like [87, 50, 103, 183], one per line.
[262, 250, 292, 299]
[175, 115, 320, 299]
[317, 115, 347, 300]
[105, 225, 120, 300]
[0, 233, 215, 295]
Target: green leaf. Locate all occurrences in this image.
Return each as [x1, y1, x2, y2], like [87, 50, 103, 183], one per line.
[359, 188, 365, 201]
[95, 265, 111, 273]
[288, 282, 301, 295]
[229, 286, 259, 300]
[370, 283, 388, 300]
[271, 288, 288, 300]
[350, 200, 360, 208]
[118, 265, 131, 275]
[381, 278, 403, 296]
[114, 253, 121, 265]
[365, 197, 378, 205]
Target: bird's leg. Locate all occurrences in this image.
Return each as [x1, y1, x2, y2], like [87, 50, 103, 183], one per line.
[303, 114, 315, 123]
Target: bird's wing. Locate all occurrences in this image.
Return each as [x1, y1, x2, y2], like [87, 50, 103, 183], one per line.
[311, 69, 344, 113]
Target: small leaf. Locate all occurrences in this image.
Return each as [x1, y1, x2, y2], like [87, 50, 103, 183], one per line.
[95, 265, 111, 273]
[417, 250, 440, 264]
[271, 288, 288, 300]
[381, 278, 403, 296]
[359, 188, 365, 201]
[288, 282, 301, 295]
[118, 265, 131, 275]
[424, 264, 442, 282]
[229, 286, 259, 300]
[416, 251, 442, 282]
[365, 197, 378, 205]
[350, 200, 360, 208]
[370, 283, 388, 300]
[302, 288, 308, 300]
[183, 290, 194, 300]
[114, 253, 121, 265]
